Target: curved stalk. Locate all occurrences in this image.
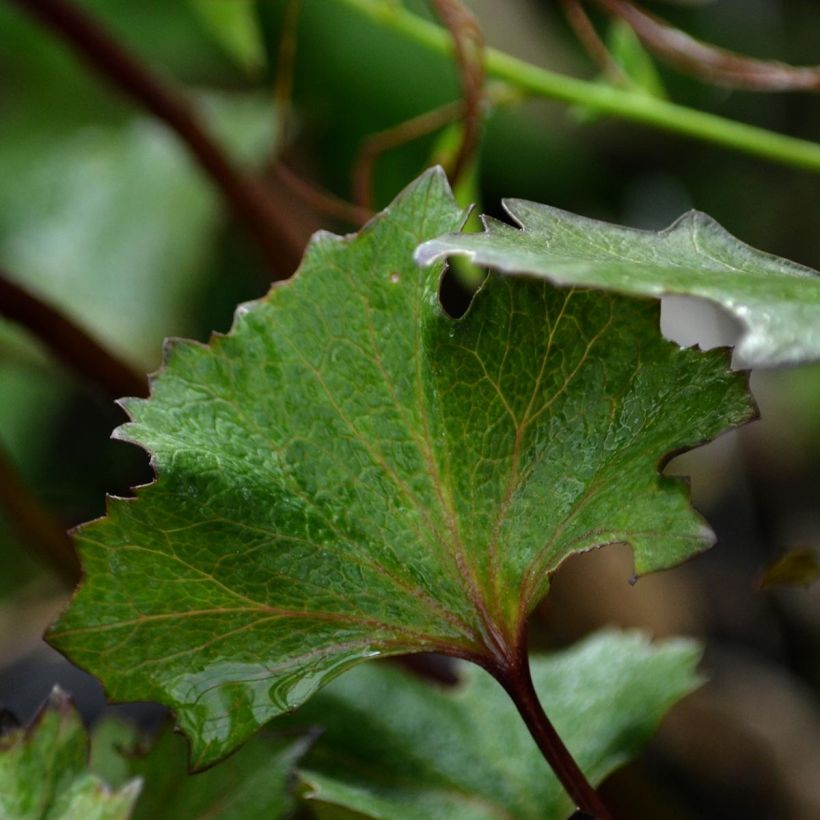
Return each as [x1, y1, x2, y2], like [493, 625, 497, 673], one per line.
[336, 0, 820, 174]
[430, 0, 485, 187]
[495, 647, 614, 820]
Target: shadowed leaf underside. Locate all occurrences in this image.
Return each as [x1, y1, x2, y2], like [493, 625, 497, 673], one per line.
[50, 168, 752, 767]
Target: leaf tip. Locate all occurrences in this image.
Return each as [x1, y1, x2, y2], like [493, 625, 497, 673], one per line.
[45, 684, 73, 714]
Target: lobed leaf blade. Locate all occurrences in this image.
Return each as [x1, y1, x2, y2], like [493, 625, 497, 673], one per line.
[50, 168, 752, 766]
[417, 202, 820, 368]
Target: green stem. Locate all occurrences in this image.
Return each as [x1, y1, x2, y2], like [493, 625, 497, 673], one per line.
[335, 0, 820, 174]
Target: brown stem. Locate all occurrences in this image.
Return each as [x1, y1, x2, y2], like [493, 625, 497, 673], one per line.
[352, 100, 464, 209]
[594, 0, 820, 92]
[274, 164, 372, 227]
[8, 0, 303, 275]
[430, 0, 485, 186]
[0, 271, 147, 400]
[273, 0, 304, 149]
[0, 445, 79, 586]
[561, 0, 629, 87]
[495, 645, 614, 820]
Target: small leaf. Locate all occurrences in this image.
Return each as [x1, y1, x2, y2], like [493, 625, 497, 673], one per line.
[50, 168, 752, 767]
[91, 719, 311, 819]
[190, 0, 265, 75]
[295, 631, 703, 820]
[0, 687, 140, 820]
[607, 19, 666, 98]
[417, 202, 820, 368]
[760, 549, 820, 589]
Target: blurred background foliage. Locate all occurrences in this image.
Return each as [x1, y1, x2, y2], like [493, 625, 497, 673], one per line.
[0, 1, 818, 817]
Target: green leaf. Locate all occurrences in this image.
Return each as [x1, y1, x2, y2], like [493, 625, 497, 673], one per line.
[91, 719, 310, 819]
[607, 20, 666, 99]
[0, 93, 276, 369]
[759, 548, 820, 589]
[189, 0, 265, 74]
[50, 168, 751, 767]
[295, 631, 702, 820]
[0, 687, 140, 819]
[417, 202, 820, 368]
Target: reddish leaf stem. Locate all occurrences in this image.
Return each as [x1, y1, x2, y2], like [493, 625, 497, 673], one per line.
[8, 0, 302, 275]
[594, 0, 820, 92]
[273, 0, 304, 149]
[0, 271, 147, 400]
[560, 0, 628, 87]
[274, 164, 372, 227]
[352, 100, 465, 209]
[495, 646, 614, 820]
[430, 0, 485, 185]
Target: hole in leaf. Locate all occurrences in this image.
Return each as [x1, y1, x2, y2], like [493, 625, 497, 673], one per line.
[438, 262, 484, 319]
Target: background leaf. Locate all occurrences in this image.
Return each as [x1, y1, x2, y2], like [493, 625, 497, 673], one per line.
[91, 719, 310, 820]
[0, 687, 140, 820]
[189, 0, 265, 75]
[607, 19, 666, 99]
[296, 631, 703, 820]
[417, 202, 820, 368]
[0, 94, 276, 371]
[50, 168, 751, 767]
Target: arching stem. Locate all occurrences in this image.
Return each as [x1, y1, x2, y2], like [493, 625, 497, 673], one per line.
[335, 0, 820, 174]
[494, 645, 614, 820]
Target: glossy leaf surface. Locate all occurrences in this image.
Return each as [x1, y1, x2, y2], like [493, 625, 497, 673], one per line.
[417, 202, 820, 367]
[51, 168, 751, 767]
[296, 631, 702, 819]
[0, 687, 139, 820]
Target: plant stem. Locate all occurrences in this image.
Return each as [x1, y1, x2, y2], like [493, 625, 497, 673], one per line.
[430, 0, 485, 187]
[353, 100, 465, 208]
[561, 0, 629, 88]
[8, 0, 302, 275]
[274, 163, 372, 226]
[594, 0, 820, 92]
[497, 650, 614, 820]
[0, 271, 147, 400]
[335, 0, 820, 174]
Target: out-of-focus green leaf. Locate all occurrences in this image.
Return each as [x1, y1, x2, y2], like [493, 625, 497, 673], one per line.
[417, 201, 820, 367]
[190, 0, 265, 74]
[0, 93, 276, 370]
[0, 687, 140, 819]
[760, 549, 820, 589]
[91, 719, 310, 819]
[296, 631, 703, 819]
[50, 168, 750, 768]
[608, 19, 666, 98]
